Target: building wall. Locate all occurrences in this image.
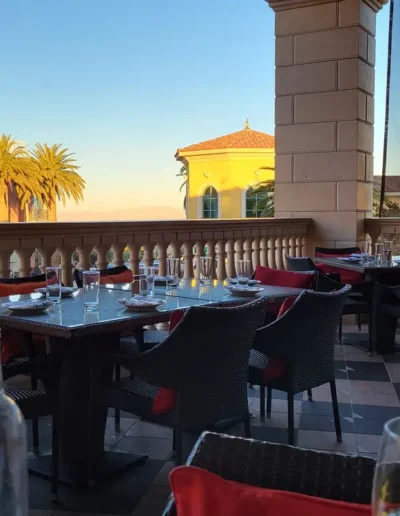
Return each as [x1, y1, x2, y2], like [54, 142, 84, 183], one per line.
[183, 149, 275, 219]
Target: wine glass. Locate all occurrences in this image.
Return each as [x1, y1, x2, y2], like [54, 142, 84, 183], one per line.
[236, 259, 251, 287]
[372, 417, 400, 515]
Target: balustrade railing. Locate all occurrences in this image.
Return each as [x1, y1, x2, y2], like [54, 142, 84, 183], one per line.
[0, 218, 312, 286]
[365, 218, 400, 251]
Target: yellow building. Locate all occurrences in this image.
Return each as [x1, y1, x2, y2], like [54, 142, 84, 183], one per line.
[175, 121, 275, 219]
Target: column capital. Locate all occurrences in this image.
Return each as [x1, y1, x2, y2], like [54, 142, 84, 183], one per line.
[266, 0, 388, 13]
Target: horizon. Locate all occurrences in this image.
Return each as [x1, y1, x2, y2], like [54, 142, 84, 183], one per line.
[0, 1, 390, 221]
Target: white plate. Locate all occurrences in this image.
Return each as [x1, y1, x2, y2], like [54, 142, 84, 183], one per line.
[35, 286, 79, 298]
[227, 278, 261, 286]
[337, 257, 362, 262]
[225, 286, 264, 298]
[1, 299, 53, 314]
[118, 296, 165, 311]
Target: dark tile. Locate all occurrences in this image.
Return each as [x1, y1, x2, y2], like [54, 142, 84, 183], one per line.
[345, 361, 390, 382]
[394, 383, 400, 401]
[334, 360, 346, 369]
[249, 388, 302, 401]
[352, 404, 400, 420]
[383, 353, 400, 363]
[334, 369, 349, 380]
[251, 426, 297, 445]
[115, 436, 173, 461]
[300, 401, 352, 417]
[28, 459, 164, 514]
[26, 417, 52, 453]
[354, 418, 387, 435]
[299, 415, 354, 433]
[342, 334, 370, 353]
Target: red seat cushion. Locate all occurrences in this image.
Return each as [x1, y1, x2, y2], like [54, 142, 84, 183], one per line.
[151, 310, 184, 415]
[254, 266, 315, 289]
[170, 466, 371, 516]
[315, 252, 363, 285]
[99, 269, 133, 285]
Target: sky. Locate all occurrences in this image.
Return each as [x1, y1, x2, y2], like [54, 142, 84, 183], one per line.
[0, 1, 390, 220]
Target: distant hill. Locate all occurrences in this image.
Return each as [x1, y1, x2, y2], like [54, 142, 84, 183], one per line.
[57, 205, 185, 222]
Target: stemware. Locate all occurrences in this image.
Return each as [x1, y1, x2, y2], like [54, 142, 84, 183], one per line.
[166, 258, 180, 295]
[384, 241, 394, 265]
[139, 265, 155, 296]
[359, 241, 370, 264]
[236, 259, 251, 287]
[200, 256, 213, 285]
[372, 417, 400, 515]
[45, 266, 62, 304]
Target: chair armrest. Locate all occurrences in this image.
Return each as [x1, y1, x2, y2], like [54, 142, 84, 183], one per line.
[163, 432, 375, 515]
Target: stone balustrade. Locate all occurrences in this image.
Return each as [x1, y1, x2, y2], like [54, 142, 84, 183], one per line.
[0, 219, 312, 286]
[365, 218, 400, 250]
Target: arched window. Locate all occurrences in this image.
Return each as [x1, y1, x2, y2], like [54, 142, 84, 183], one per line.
[246, 187, 268, 218]
[203, 187, 218, 219]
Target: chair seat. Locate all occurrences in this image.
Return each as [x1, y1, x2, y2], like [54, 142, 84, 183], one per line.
[248, 349, 285, 385]
[343, 297, 369, 315]
[4, 384, 50, 419]
[2, 356, 32, 380]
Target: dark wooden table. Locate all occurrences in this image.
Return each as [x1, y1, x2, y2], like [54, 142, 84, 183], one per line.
[0, 282, 304, 487]
[314, 256, 400, 283]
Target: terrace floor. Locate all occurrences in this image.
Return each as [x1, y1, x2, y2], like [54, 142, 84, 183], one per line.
[24, 324, 400, 516]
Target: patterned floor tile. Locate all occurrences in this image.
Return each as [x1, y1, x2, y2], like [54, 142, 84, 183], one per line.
[151, 461, 175, 486]
[132, 484, 171, 516]
[300, 401, 352, 417]
[350, 391, 400, 407]
[251, 427, 296, 445]
[297, 430, 357, 453]
[393, 382, 400, 401]
[115, 437, 173, 461]
[125, 421, 173, 439]
[356, 434, 382, 454]
[348, 380, 395, 394]
[302, 384, 351, 404]
[352, 404, 400, 420]
[105, 417, 136, 436]
[383, 353, 400, 363]
[354, 418, 387, 435]
[385, 363, 400, 382]
[251, 412, 300, 429]
[345, 361, 390, 382]
[298, 415, 354, 433]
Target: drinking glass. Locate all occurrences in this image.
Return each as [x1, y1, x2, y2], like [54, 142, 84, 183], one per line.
[384, 240, 394, 265]
[82, 270, 100, 312]
[359, 241, 370, 264]
[372, 417, 400, 515]
[166, 258, 180, 295]
[139, 266, 155, 296]
[376, 243, 385, 266]
[200, 256, 213, 285]
[236, 259, 251, 287]
[45, 266, 62, 304]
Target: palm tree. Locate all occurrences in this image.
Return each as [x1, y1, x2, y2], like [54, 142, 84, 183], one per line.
[250, 180, 275, 217]
[0, 134, 45, 221]
[176, 165, 188, 211]
[29, 143, 85, 221]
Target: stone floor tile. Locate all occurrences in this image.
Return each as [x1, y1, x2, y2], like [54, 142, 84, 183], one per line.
[126, 421, 173, 439]
[303, 384, 351, 404]
[115, 436, 173, 461]
[298, 415, 354, 433]
[350, 392, 400, 407]
[105, 416, 136, 436]
[132, 485, 171, 516]
[251, 399, 302, 415]
[151, 461, 175, 486]
[348, 380, 395, 394]
[356, 434, 382, 454]
[251, 412, 300, 429]
[297, 430, 357, 453]
[385, 363, 400, 382]
[346, 361, 390, 382]
[300, 400, 352, 417]
[344, 352, 384, 363]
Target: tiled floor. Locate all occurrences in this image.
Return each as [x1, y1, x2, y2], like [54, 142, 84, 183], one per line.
[25, 326, 400, 515]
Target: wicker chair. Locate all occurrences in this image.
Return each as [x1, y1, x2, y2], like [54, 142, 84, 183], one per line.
[91, 298, 267, 464]
[372, 283, 400, 353]
[163, 431, 375, 515]
[248, 286, 351, 445]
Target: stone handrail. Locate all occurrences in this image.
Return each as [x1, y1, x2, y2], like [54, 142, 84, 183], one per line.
[0, 218, 313, 286]
[365, 218, 400, 249]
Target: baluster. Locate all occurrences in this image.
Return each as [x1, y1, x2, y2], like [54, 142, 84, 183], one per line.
[157, 243, 167, 276]
[244, 239, 252, 263]
[234, 239, 244, 276]
[38, 247, 53, 272]
[143, 244, 154, 267]
[206, 240, 217, 280]
[58, 246, 75, 286]
[76, 246, 91, 270]
[282, 237, 290, 270]
[170, 242, 181, 259]
[16, 249, 34, 278]
[95, 245, 109, 270]
[252, 238, 260, 272]
[268, 237, 277, 269]
[275, 237, 284, 270]
[302, 236, 309, 258]
[226, 239, 235, 278]
[260, 237, 268, 267]
[127, 244, 140, 275]
[296, 236, 302, 257]
[112, 243, 125, 267]
[194, 241, 204, 279]
[0, 251, 10, 277]
[216, 240, 226, 280]
[183, 242, 194, 278]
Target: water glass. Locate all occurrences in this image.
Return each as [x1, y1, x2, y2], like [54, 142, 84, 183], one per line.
[166, 258, 180, 294]
[384, 241, 394, 265]
[200, 256, 213, 285]
[359, 241, 370, 264]
[236, 259, 251, 287]
[376, 243, 385, 265]
[372, 417, 400, 515]
[45, 266, 62, 304]
[139, 266, 155, 296]
[82, 270, 100, 312]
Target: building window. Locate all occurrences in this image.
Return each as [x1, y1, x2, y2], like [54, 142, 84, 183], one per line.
[203, 187, 218, 218]
[246, 187, 268, 218]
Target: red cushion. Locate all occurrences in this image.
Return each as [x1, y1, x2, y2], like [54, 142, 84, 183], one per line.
[99, 269, 133, 285]
[277, 296, 297, 318]
[151, 310, 184, 415]
[315, 252, 363, 285]
[0, 280, 48, 296]
[254, 266, 314, 289]
[170, 466, 370, 516]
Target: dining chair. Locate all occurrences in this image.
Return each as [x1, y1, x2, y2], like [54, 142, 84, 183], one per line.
[248, 286, 351, 445]
[90, 298, 267, 465]
[372, 282, 400, 354]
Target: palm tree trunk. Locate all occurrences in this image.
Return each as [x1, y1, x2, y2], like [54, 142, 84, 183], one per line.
[0, 184, 9, 222]
[48, 191, 57, 221]
[7, 185, 20, 222]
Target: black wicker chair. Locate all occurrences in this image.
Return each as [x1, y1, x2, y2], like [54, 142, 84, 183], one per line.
[372, 283, 400, 353]
[248, 286, 351, 445]
[163, 432, 375, 515]
[91, 298, 267, 464]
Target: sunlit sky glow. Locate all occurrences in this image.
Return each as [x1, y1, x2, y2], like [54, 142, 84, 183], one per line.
[0, 1, 390, 220]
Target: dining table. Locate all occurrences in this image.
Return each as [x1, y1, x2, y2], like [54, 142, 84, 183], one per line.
[0, 281, 305, 487]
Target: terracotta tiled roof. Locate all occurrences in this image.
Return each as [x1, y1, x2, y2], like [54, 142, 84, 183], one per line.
[176, 125, 275, 154]
[373, 176, 400, 193]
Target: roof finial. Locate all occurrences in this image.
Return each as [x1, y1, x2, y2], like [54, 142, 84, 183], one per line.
[245, 118, 250, 129]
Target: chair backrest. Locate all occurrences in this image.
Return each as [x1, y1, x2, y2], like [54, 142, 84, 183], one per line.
[135, 298, 267, 429]
[0, 273, 48, 285]
[74, 265, 131, 288]
[315, 246, 360, 256]
[254, 286, 351, 392]
[285, 256, 316, 272]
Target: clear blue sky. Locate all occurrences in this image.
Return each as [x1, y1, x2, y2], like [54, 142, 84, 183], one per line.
[0, 0, 390, 219]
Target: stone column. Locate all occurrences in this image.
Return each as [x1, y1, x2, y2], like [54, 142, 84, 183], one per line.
[267, 0, 387, 248]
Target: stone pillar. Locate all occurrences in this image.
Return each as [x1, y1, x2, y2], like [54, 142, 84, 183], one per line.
[267, 0, 387, 248]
